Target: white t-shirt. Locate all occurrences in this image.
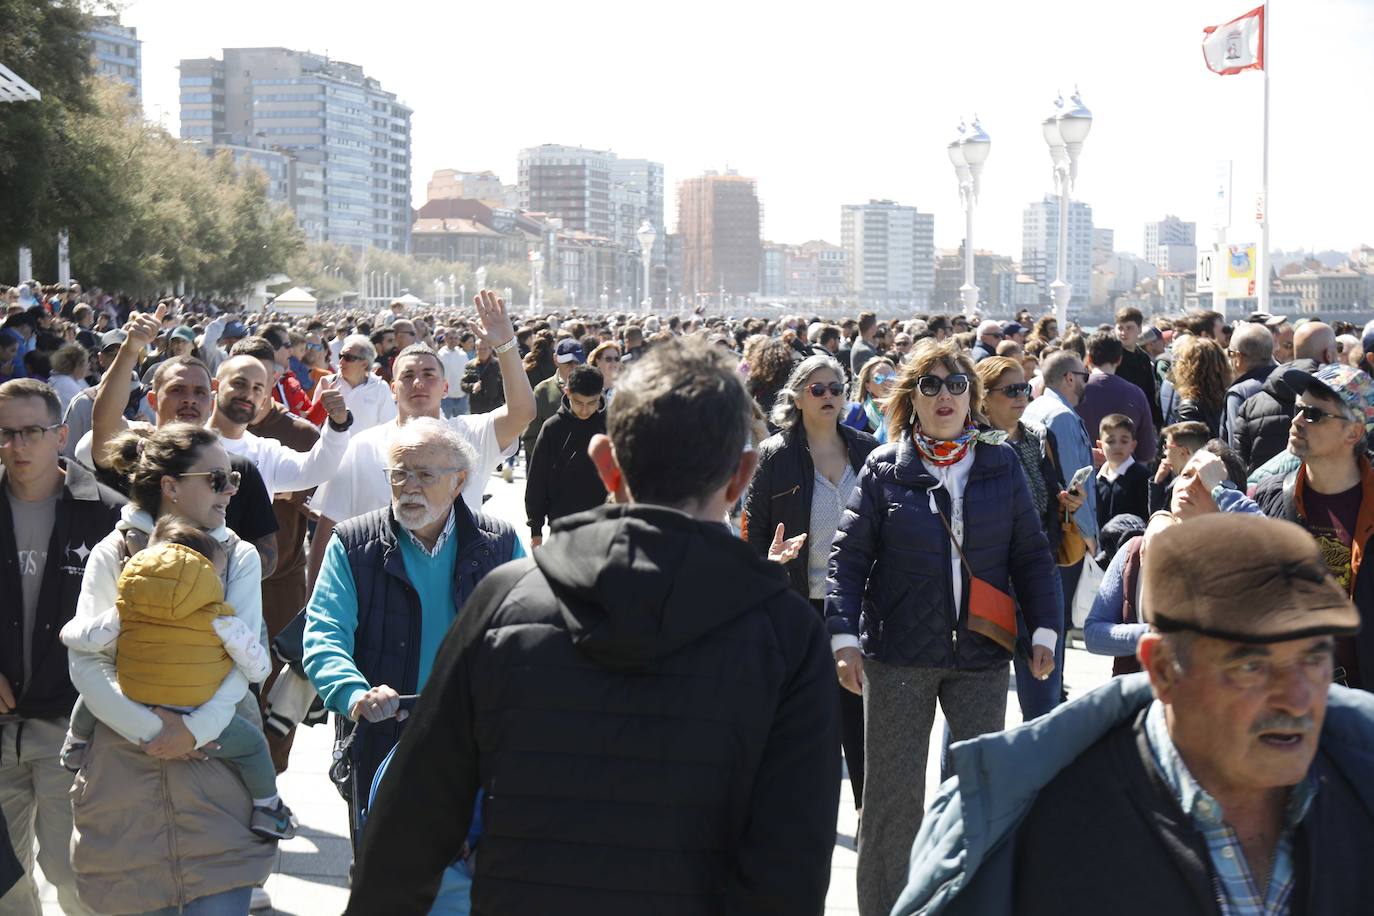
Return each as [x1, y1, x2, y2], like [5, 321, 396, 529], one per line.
[338, 374, 398, 432]
[310, 413, 511, 523]
[438, 345, 469, 391]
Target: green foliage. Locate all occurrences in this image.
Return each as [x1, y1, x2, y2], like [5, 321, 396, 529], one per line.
[288, 242, 537, 308]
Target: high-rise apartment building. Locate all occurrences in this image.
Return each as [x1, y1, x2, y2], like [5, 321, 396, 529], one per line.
[87, 15, 141, 101]
[1144, 216, 1197, 271]
[1092, 227, 1114, 266]
[677, 171, 763, 298]
[1022, 195, 1094, 307]
[178, 47, 412, 252]
[801, 240, 849, 299]
[427, 169, 518, 209]
[840, 200, 935, 308]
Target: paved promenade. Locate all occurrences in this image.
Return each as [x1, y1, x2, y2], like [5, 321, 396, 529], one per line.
[40, 466, 1113, 914]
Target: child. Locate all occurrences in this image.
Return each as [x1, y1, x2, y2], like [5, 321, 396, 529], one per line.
[1150, 420, 1211, 513]
[1095, 413, 1150, 530]
[60, 516, 296, 841]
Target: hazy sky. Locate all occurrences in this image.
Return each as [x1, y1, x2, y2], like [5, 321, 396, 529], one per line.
[121, 0, 1372, 259]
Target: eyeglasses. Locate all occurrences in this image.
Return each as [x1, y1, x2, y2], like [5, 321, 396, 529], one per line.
[0, 424, 63, 447]
[384, 466, 461, 487]
[307, 343, 324, 351]
[178, 469, 241, 494]
[806, 382, 845, 398]
[872, 373, 896, 385]
[340, 353, 369, 363]
[988, 382, 1033, 398]
[1297, 403, 1353, 425]
[915, 374, 970, 397]
[1068, 370, 1091, 381]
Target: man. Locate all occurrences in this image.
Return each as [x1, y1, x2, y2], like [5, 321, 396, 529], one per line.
[971, 321, 1004, 363]
[521, 339, 584, 462]
[391, 319, 417, 353]
[811, 324, 841, 361]
[308, 291, 535, 587]
[460, 339, 503, 416]
[1256, 363, 1374, 692]
[86, 305, 279, 575]
[850, 310, 880, 375]
[1221, 321, 1276, 446]
[1235, 320, 1337, 473]
[60, 331, 142, 460]
[1178, 309, 1225, 341]
[370, 327, 399, 384]
[525, 365, 607, 547]
[303, 418, 521, 835]
[1075, 331, 1156, 465]
[893, 513, 1374, 915]
[1270, 315, 1295, 363]
[349, 339, 839, 916]
[374, 299, 404, 330]
[1113, 306, 1161, 427]
[1002, 321, 1027, 347]
[261, 325, 326, 425]
[619, 325, 646, 365]
[1024, 350, 1098, 650]
[199, 317, 247, 376]
[436, 329, 469, 417]
[1149, 420, 1211, 514]
[0, 379, 123, 916]
[319, 334, 396, 433]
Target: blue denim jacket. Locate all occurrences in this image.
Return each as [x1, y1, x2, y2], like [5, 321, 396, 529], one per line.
[1023, 388, 1098, 543]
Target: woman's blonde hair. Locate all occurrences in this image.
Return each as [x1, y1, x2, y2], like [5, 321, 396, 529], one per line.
[851, 355, 896, 403]
[973, 355, 1022, 394]
[1171, 336, 1232, 411]
[885, 339, 984, 442]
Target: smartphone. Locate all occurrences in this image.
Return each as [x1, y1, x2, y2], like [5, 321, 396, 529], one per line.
[1068, 465, 1093, 495]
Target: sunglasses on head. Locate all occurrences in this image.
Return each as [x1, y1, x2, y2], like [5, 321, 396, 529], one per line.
[807, 382, 845, 398]
[178, 468, 240, 494]
[1297, 403, 1352, 425]
[988, 382, 1032, 398]
[915, 374, 970, 397]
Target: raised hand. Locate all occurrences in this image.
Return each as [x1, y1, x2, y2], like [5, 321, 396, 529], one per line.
[125, 302, 166, 350]
[318, 381, 348, 426]
[472, 289, 515, 349]
[767, 523, 808, 565]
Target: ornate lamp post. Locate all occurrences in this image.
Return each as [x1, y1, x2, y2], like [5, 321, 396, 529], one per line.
[1042, 89, 1092, 332]
[636, 220, 657, 312]
[947, 117, 991, 320]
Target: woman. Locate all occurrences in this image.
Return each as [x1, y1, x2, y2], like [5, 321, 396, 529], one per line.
[1168, 335, 1231, 437]
[1030, 314, 1058, 345]
[842, 356, 897, 443]
[744, 354, 878, 817]
[523, 332, 556, 387]
[743, 337, 795, 431]
[826, 340, 1060, 916]
[48, 342, 89, 415]
[588, 341, 622, 401]
[69, 423, 274, 915]
[974, 356, 1081, 720]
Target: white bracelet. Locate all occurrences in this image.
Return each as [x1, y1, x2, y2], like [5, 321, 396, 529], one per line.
[493, 338, 518, 355]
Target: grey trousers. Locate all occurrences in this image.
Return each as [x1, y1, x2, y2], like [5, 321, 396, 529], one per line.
[856, 659, 1009, 916]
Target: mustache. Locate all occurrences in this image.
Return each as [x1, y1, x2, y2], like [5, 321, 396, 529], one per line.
[1251, 713, 1315, 734]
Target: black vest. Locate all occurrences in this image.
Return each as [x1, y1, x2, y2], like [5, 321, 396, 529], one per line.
[333, 500, 516, 801]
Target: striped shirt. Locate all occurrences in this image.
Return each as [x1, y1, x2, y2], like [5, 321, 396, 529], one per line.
[1144, 700, 1316, 916]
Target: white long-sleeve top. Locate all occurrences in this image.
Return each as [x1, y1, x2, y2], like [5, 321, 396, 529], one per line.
[68, 506, 264, 748]
[219, 421, 350, 497]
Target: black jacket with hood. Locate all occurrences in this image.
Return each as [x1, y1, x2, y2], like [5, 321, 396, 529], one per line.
[524, 397, 608, 537]
[348, 504, 840, 916]
[1234, 358, 1319, 473]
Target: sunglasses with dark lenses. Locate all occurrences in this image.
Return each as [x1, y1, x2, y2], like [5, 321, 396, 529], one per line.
[179, 469, 241, 494]
[340, 353, 369, 363]
[915, 374, 970, 397]
[1297, 403, 1351, 425]
[988, 382, 1033, 398]
[807, 382, 846, 398]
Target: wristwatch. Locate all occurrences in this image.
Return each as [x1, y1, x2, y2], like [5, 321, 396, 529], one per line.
[328, 411, 354, 433]
[493, 337, 518, 355]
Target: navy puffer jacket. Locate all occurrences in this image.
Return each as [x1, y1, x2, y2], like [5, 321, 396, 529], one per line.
[825, 436, 1061, 669]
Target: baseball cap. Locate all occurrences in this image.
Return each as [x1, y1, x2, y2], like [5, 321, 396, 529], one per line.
[1137, 326, 1161, 345]
[1282, 364, 1374, 435]
[100, 329, 128, 351]
[170, 326, 196, 344]
[222, 320, 249, 339]
[1143, 515, 1359, 644]
[555, 339, 586, 364]
[1002, 321, 1026, 337]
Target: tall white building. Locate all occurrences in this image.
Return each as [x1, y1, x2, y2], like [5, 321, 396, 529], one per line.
[840, 200, 935, 308]
[1022, 195, 1094, 308]
[1144, 216, 1197, 270]
[87, 15, 141, 101]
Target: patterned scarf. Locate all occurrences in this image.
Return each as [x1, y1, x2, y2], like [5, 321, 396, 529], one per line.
[912, 420, 1007, 466]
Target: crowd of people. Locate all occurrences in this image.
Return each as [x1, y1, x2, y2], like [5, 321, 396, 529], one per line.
[1, 277, 1373, 915]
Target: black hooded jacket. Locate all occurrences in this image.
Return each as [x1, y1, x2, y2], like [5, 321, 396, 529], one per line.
[348, 505, 840, 916]
[524, 397, 607, 537]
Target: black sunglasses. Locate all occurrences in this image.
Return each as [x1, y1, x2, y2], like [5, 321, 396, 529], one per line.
[807, 382, 845, 398]
[988, 382, 1032, 398]
[178, 469, 241, 494]
[340, 353, 369, 363]
[916, 374, 970, 397]
[1297, 403, 1351, 425]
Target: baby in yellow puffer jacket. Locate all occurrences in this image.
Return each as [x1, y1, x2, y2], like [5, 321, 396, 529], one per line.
[61, 516, 297, 841]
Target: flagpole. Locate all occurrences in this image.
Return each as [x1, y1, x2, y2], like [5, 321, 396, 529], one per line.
[1258, 0, 1271, 314]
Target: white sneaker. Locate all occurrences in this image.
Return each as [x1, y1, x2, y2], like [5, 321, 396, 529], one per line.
[250, 886, 272, 911]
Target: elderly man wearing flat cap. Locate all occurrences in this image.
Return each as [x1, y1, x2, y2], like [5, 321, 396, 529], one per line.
[889, 513, 1374, 916]
[1256, 363, 1374, 692]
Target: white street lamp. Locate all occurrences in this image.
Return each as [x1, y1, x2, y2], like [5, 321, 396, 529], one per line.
[636, 220, 657, 313]
[948, 117, 991, 320]
[474, 266, 487, 295]
[529, 250, 543, 312]
[448, 273, 456, 307]
[1043, 89, 1092, 333]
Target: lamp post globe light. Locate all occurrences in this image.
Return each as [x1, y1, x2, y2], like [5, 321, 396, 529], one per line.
[948, 117, 991, 320]
[1042, 88, 1092, 333]
[636, 219, 657, 312]
[474, 266, 487, 296]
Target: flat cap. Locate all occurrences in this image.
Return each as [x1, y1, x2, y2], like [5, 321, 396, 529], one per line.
[1143, 515, 1359, 644]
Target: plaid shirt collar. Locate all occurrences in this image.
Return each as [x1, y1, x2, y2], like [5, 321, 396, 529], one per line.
[1144, 700, 1316, 916]
[398, 506, 457, 558]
